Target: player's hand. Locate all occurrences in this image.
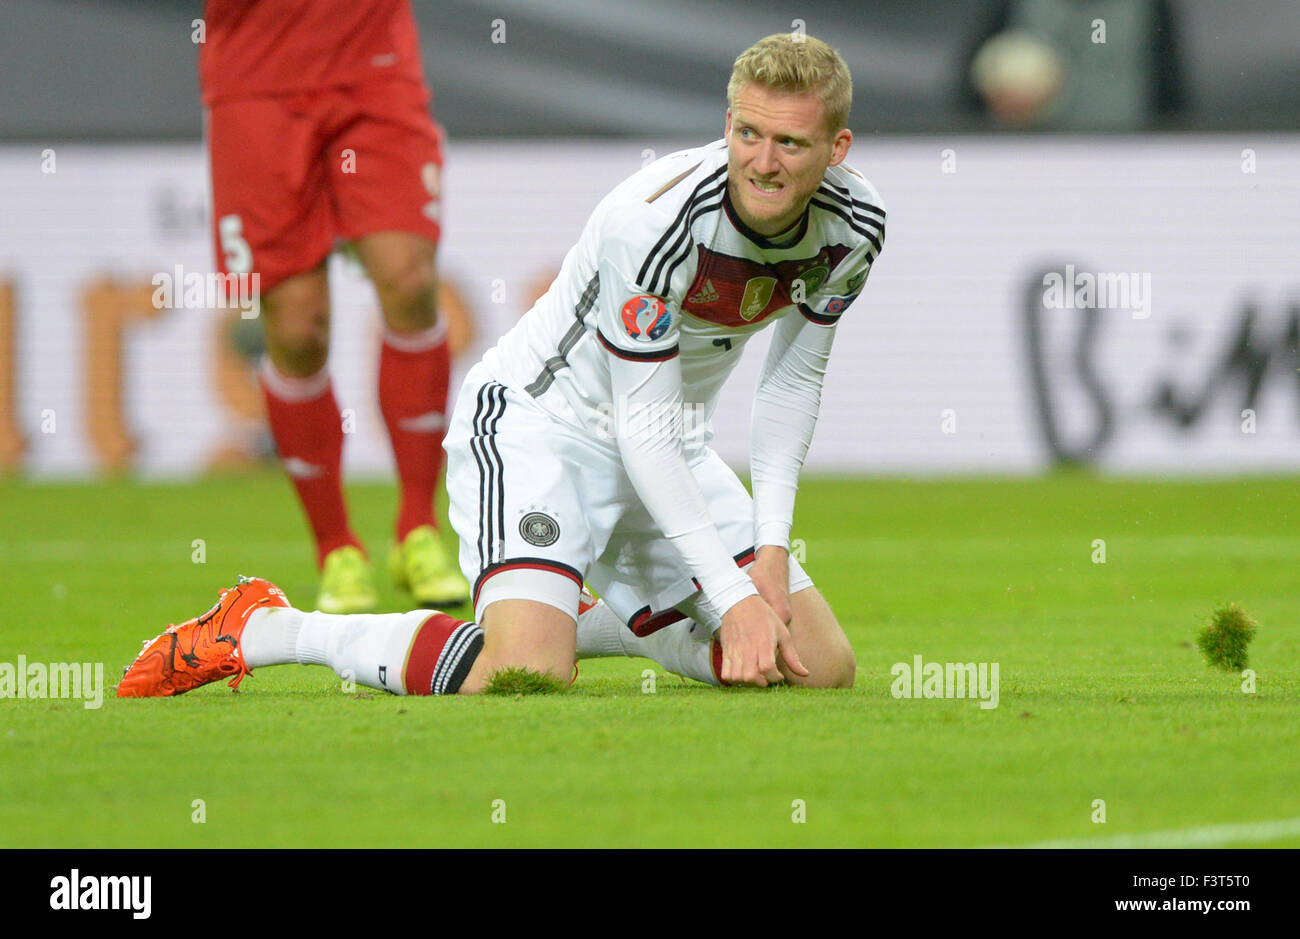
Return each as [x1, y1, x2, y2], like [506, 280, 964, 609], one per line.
[749, 545, 792, 625]
[719, 595, 808, 686]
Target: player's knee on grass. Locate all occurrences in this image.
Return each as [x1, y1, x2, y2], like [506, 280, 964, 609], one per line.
[481, 666, 569, 695]
[783, 588, 856, 689]
[462, 597, 577, 694]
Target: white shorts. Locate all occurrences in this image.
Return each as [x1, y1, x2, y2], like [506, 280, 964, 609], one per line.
[443, 362, 813, 625]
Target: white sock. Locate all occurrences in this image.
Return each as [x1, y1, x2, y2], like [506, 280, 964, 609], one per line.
[575, 599, 719, 685]
[242, 607, 432, 694]
[241, 607, 305, 668]
[629, 623, 720, 686]
[575, 599, 628, 658]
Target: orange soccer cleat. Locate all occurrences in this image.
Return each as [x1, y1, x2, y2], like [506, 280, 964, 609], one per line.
[117, 575, 291, 698]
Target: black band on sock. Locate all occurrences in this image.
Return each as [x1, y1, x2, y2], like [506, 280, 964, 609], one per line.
[431, 623, 484, 695]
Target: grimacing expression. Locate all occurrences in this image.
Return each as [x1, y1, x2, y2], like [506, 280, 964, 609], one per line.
[725, 83, 852, 237]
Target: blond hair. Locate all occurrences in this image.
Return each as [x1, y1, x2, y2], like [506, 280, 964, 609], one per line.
[727, 33, 853, 132]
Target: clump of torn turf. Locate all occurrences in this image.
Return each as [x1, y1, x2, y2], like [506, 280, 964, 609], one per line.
[483, 667, 567, 696]
[1196, 603, 1256, 671]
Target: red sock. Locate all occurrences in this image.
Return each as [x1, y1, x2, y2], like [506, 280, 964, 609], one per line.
[379, 323, 451, 542]
[402, 612, 483, 695]
[259, 359, 360, 568]
[711, 639, 731, 687]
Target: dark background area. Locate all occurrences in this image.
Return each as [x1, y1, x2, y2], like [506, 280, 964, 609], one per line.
[1, 0, 1298, 140]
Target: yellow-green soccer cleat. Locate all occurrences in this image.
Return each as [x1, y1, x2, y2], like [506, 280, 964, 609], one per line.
[388, 525, 470, 607]
[317, 545, 379, 614]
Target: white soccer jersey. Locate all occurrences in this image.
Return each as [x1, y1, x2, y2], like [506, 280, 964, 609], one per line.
[479, 139, 886, 614]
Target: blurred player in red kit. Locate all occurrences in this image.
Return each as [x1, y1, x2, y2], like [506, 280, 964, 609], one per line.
[201, 0, 469, 612]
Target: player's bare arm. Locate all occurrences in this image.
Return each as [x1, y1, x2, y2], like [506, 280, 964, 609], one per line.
[749, 545, 793, 624]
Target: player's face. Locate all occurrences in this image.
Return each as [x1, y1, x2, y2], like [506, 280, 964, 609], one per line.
[726, 84, 852, 237]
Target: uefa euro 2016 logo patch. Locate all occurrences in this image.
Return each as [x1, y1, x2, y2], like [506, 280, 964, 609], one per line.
[822, 294, 859, 316]
[620, 295, 671, 342]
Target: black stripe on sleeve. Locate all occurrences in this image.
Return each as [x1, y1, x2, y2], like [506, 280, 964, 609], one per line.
[657, 197, 725, 298]
[646, 179, 727, 296]
[524, 271, 601, 397]
[812, 192, 885, 234]
[809, 199, 883, 256]
[816, 182, 886, 222]
[596, 329, 680, 362]
[798, 303, 842, 325]
[637, 165, 727, 292]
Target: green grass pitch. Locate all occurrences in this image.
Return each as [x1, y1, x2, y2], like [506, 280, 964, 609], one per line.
[1, 472, 1298, 848]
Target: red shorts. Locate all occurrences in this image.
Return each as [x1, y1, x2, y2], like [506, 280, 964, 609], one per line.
[206, 76, 444, 292]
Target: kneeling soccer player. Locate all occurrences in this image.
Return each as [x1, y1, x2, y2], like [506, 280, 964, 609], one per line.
[118, 32, 883, 698]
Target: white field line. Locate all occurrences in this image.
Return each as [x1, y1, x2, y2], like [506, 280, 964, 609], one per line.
[999, 816, 1300, 849]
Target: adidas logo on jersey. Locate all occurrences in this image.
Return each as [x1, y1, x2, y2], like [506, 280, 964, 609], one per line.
[687, 279, 719, 305]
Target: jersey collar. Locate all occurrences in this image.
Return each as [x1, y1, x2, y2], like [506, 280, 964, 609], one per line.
[722, 185, 810, 250]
